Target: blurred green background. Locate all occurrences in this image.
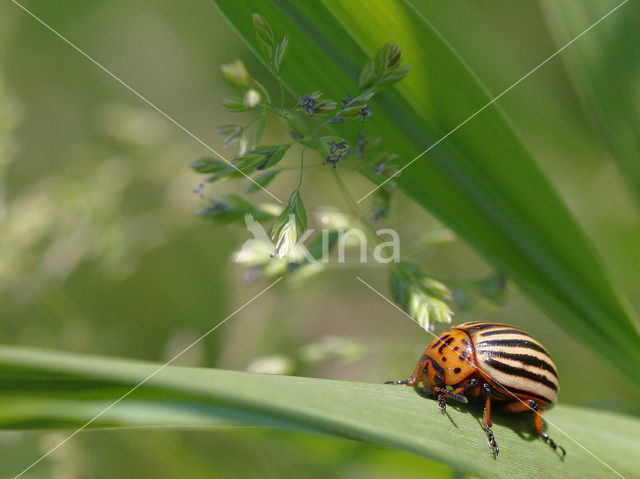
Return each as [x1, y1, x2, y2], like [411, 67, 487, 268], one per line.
[1, 0, 638, 477]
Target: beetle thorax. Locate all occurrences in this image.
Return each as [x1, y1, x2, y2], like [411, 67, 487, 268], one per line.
[421, 328, 477, 391]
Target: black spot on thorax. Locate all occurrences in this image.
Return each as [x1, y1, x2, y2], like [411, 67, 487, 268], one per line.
[430, 358, 444, 374]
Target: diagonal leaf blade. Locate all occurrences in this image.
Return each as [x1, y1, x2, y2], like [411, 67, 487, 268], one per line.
[1, 346, 639, 479]
[541, 0, 640, 214]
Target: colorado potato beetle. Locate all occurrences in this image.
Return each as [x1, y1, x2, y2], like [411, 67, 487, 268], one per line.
[387, 321, 565, 456]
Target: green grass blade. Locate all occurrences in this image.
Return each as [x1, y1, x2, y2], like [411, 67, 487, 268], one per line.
[211, 0, 640, 385]
[1, 346, 638, 479]
[540, 0, 640, 214]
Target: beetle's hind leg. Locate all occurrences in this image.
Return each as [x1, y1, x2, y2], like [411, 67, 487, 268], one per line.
[541, 432, 565, 457]
[529, 400, 566, 458]
[481, 383, 499, 456]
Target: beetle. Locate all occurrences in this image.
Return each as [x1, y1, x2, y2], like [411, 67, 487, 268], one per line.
[387, 321, 565, 457]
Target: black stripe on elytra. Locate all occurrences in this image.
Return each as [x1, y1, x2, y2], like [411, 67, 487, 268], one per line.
[431, 334, 450, 349]
[430, 358, 444, 374]
[438, 337, 454, 353]
[485, 358, 558, 392]
[477, 338, 550, 356]
[479, 329, 528, 337]
[491, 385, 553, 404]
[484, 350, 558, 378]
[465, 323, 500, 333]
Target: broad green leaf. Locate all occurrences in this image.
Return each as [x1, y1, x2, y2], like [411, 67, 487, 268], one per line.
[0, 346, 638, 479]
[540, 0, 640, 214]
[210, 0, 640, 386]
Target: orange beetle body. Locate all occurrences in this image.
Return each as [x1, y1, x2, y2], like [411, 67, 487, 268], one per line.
[389, 321, 564, 457]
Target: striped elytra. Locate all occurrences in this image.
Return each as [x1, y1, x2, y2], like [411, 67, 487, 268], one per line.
[463, 322, 559, 405]
[392, 321, 565, 456]
[418, 321, 559, 407]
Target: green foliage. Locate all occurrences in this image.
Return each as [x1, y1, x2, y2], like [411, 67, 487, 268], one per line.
[5, 2, 640, 477]
[189, 12, 454, 326]
[451, 272, 509, 315]
[190, 156, 229, 174]
[211, 0, 640, 387]
[274, 36, 289, 72]
[252, 13, 276, 60]
[1, 346, 638, 479]
[247, 169, 279, 192]
[197, 194, 275, 224]
[541, 0, 640, 214]
[390, 262, 454, 330]
[191, 12, 457, 328]
[359, 41, 410, 90]
[192, 13, 411, 225]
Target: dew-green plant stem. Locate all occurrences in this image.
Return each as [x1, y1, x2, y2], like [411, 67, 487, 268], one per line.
[297, 146, 305, 189]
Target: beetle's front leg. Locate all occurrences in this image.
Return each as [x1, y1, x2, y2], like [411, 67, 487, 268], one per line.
[435, 378, 472, 409]
[482, 383, 499, 456]
[436, 391, 449, 410]
[432, 374, 451, 411]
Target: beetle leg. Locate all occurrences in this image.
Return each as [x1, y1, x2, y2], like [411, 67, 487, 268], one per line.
[433, 377, 476, 406]
[450, 377, 477, 396]
[437, 392, 447, 410]
[385, 357, 424, 387]
[482, 383, 499, 456]
[431, 374, 471, 409]
[482, 383, 493, 428]
[464, 377, 479, 392]
[431, 374, 448, 411]
[541, 433, 566, 458]
[528, 400, 566, 458]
